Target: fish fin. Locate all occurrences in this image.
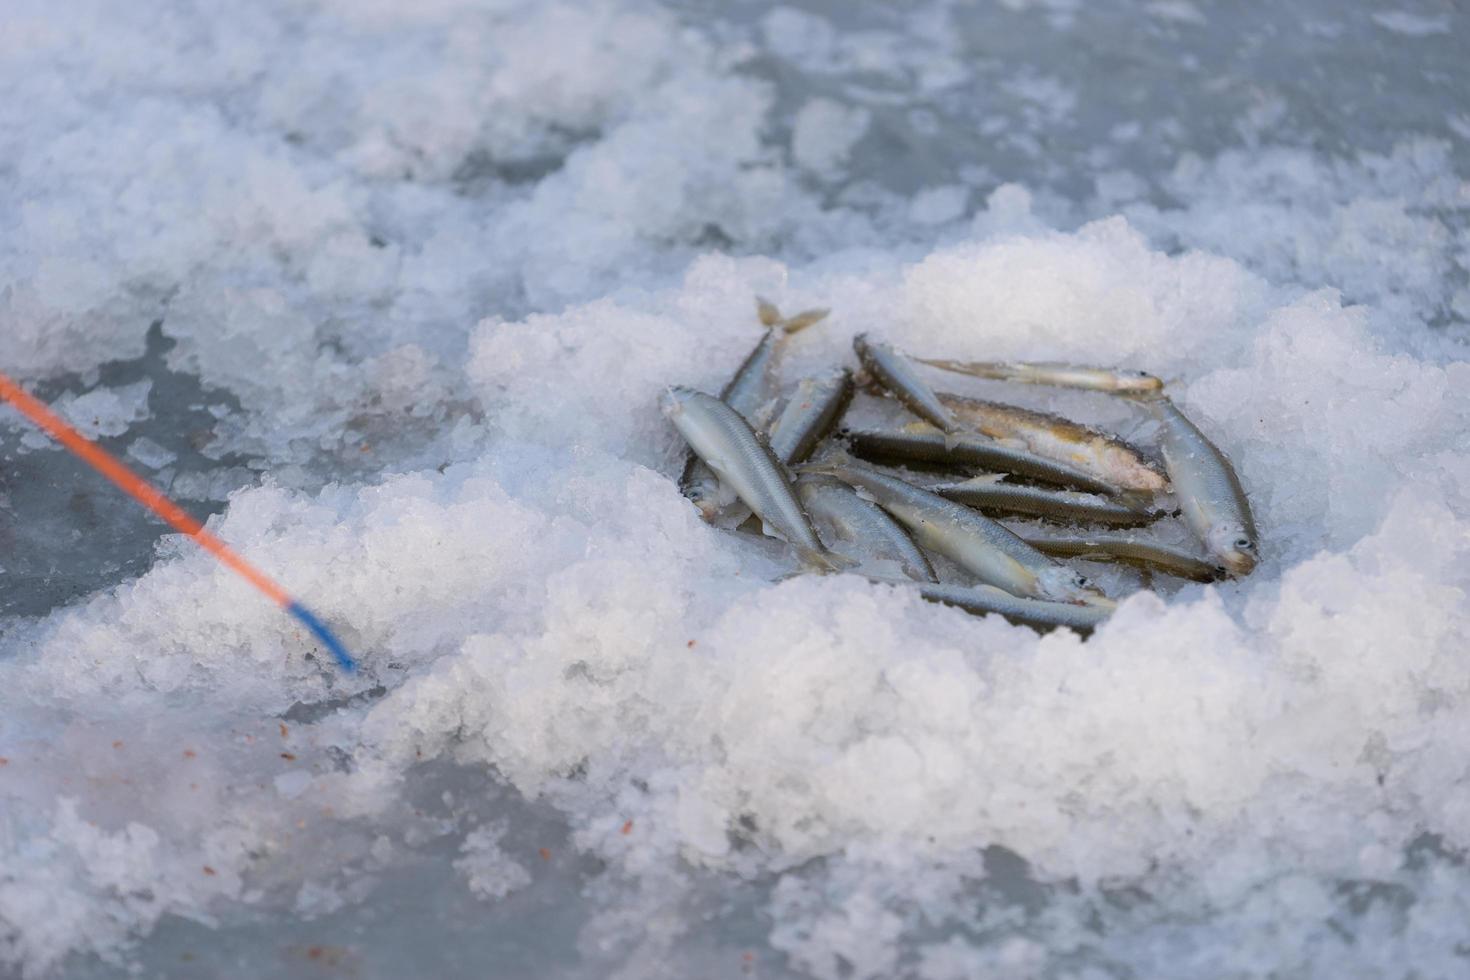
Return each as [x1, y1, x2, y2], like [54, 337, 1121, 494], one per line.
[940, 473, 1005, 490]
[780, 308, 830, 334]
[755, 296, 783, 328]
[941, 428, 963, 452]
[750, 398, 781, 433]
[1121, 389, 1169, 406]
[708, 502, 753, 530]
[916, 357, 991, 378]
[1115, 489, 1162, 513]
[794, 444, 852, 474]
[797, 547, 860, 574]
[770, 548, 859, 580]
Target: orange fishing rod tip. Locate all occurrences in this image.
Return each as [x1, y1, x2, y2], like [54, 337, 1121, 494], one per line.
[0, 369, 357, 672]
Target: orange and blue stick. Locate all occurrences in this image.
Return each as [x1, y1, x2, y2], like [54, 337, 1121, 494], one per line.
[0, 370, 357, 673]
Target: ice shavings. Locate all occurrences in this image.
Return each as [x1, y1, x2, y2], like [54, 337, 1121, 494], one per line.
[8, 208, 1470, 973]
[1117, 140, 1470, 326]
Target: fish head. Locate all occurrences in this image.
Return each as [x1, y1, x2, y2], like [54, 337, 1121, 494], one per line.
[1121, 370, 1164, 393]
[659, 385, 698, 419]
[1037, 565, 1097, 603]
[1209, 523, 1258, 576]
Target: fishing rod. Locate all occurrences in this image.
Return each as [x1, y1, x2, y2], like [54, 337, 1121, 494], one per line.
[0, 370, 357, 673]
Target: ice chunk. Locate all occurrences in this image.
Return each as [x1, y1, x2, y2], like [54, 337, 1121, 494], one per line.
[125, 436, 177, 470]
[454, 822, 532, 901]
[51, 379, 153, 439]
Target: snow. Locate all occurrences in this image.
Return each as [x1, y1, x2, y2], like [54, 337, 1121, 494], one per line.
[2, 0, 1470, 977]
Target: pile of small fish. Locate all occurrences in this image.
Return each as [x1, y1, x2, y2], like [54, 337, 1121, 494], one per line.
[660, 300, 1258, 634]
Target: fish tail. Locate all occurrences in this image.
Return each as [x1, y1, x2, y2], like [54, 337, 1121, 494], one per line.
[755, 296, 783, 328]
[754, 296, 829, 334]
[779, 307, 830, 334]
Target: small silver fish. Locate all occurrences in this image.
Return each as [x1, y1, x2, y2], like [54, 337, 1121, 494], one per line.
[1021, 533, 1227, 583]
[876, 579, 1113, 635]
[663, 387, 847, 572]
[805, 457, 1103, 603]
[728, 300, 830, 425]
[681, 300, 830, 521]
[934, 475, 1157, 526]
[919, 358, 1163, 395]
[768, 368, 854, 466]
[938, 393, 1168, 493]
[844, 423, 1121, 495]
[1146, 397, 1258, 576]
[853, 335, 960, 434]
[797, 474, 936, 582]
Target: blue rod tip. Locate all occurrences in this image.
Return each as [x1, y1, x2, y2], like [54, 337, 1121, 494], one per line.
[286, 601, 358, 673]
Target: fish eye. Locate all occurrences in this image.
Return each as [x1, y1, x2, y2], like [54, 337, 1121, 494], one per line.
[1234, 538, 1251, 550]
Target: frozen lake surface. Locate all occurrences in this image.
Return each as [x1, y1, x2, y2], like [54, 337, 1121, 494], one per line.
[2, 0, 1469, 976]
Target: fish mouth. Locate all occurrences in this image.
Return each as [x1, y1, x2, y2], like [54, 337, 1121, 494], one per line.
[1221, 550, 1257, 577]
[659, 386, 690, 417]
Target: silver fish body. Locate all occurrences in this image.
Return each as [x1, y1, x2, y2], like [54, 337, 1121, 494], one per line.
[768, 368, 854, 465]
[938, 393, 1168, 493]
[934, 476, 1157, 526]
[797, 474, 936, 582]
[663, 387, 843, 570]
[853, 334, 960, 433]
[721, 329, 787, 427]
[844, 423, 1120, 495]
[882, 580, 1113, 634]
[682, 303, 829, 520]
[1148, 397, 1258, 576]
[919, 358, 1163, 395]
[808, 459, 1100, 602]
[1021, 533, 1227, 582]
